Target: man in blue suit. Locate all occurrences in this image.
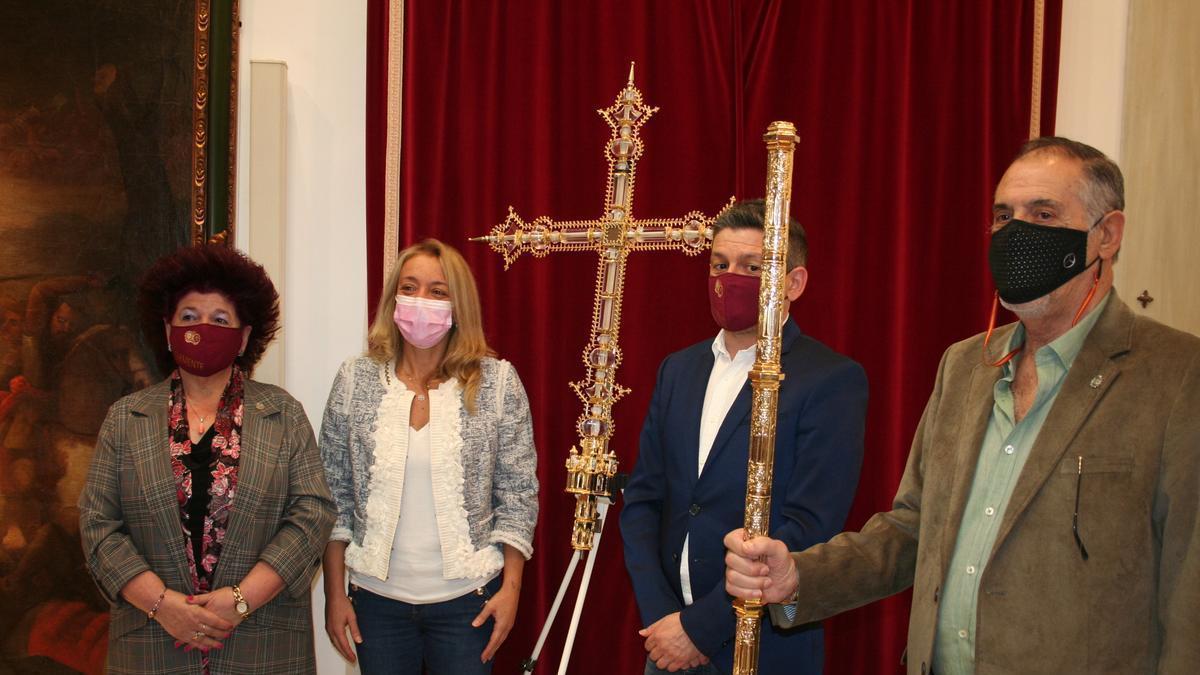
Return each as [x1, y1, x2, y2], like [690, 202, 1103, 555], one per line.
[621, 200, 868, 674]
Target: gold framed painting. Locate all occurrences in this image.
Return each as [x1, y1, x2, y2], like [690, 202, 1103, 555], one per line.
[0, 1, 238, 671]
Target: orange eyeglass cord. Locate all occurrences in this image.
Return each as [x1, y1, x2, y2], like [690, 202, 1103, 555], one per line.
[982, 260, 1102, 368]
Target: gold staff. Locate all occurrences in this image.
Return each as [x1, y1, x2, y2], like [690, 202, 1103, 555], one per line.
[732, 120, 799, 675]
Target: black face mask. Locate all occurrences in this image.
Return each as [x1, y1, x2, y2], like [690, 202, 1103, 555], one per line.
[988, 218, 1098, 304]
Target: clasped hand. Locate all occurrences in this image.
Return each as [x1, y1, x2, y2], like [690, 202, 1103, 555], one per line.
[154, 587, 239, 652]
[640, 612, 708, 672]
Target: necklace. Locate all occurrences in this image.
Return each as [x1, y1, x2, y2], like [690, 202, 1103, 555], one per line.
[186, 397, 215, 431]
[387, 364, 435, 401]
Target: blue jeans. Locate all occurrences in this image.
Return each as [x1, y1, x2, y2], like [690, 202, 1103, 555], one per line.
[351, 577, 502, 675]
[644, 658, 723, 675]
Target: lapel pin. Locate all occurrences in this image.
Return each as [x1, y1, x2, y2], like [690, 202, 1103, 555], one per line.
[1089, 374, 1103, 389]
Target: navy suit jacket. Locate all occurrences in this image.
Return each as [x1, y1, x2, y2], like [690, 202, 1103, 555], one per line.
[620, 318, 867, 673]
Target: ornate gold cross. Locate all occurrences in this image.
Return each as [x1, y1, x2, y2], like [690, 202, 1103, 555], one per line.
[473, 64, 733, 550]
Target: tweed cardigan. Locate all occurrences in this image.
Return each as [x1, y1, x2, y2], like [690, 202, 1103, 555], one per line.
[78, 378, 335, 675]
[319, 355, 538, 582]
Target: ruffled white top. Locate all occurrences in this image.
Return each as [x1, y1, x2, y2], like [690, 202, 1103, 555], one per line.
[343, 369, 505, 583]
[350, 424, 493, 603]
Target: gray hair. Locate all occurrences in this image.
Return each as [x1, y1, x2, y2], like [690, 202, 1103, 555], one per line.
[1015, 136, 1125, 222]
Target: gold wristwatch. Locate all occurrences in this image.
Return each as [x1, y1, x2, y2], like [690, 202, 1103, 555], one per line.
[231, 585, 251, 619]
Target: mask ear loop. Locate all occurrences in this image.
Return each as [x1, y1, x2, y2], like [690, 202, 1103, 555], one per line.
[982, 258, 1104, 368]
[1071, 214, 1107, 325]
[1070, 258, 1103, 326]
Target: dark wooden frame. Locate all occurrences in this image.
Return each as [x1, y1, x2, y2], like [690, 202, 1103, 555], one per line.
[191, 0, 240, 245]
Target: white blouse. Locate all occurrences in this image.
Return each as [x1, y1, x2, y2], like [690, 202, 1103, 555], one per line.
[350, 424, 494, 603]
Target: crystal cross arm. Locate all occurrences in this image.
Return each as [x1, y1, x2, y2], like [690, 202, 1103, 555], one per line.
[468, 203, 735, 269]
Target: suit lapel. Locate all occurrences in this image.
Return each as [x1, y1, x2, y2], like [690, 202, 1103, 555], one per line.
[989, 297, 1132, 558]
[129, 382, 192, 591]
[215, 380, 281, 587]
[703, 385, 751, 477]
[700, 320, 800, 479]
[926, 317, 1012, 576]
[680, 347, 715, 487]
[938, 359, 1003, 576]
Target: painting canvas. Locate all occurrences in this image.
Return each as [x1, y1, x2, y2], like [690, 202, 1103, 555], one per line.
[0, 1, 235, 671]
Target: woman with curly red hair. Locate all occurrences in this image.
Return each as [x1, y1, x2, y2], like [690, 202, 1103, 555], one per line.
[78, 244, 335, 674]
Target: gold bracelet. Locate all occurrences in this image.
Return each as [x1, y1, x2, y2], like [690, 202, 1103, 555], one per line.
[147, 588, 167, 620]
[231, 584, 251, 619]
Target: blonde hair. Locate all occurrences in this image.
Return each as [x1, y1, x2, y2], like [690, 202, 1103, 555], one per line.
[367, 239, 493, 412]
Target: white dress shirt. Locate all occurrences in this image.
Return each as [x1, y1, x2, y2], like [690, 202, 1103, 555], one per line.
[679, 331, 756, 605]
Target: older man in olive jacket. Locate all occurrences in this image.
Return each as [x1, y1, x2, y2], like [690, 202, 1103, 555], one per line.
[725, 137, 1200, 674]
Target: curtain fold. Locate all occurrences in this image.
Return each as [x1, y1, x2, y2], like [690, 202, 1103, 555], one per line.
[365, 0, 391, 315]
[366, 1, 1061, 672]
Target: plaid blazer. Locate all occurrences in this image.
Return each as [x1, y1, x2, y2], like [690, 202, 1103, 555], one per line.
[78, 377, 335, 674]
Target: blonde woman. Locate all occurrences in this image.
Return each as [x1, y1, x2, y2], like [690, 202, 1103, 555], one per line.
[320, 239, 538, 674]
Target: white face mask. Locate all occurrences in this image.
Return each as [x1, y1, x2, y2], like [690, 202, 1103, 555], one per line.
[392, 295, 453, 349]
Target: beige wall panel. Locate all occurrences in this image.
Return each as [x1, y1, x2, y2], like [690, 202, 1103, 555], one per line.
[1116, 0, 1200, 337]
[248, 60, 288, 386]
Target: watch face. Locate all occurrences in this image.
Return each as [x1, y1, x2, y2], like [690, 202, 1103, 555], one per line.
[236, 600, 249, 614]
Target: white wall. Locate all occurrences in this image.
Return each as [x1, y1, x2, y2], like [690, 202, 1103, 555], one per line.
[234, 2, 367, 673]
[1055, 0, 1129, 161]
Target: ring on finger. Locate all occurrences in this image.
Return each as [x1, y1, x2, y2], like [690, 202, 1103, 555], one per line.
[191, 630, 205, 640]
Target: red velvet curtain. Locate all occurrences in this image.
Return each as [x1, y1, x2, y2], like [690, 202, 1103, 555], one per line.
[366, 2, 1060, 672]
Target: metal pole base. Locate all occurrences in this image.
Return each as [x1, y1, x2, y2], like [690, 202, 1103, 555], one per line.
[521, 498, 613, 674]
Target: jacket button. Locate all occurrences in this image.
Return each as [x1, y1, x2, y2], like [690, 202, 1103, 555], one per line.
[672, 552, 679, 561]
[934, 586, 940, 603]
[688, 504, 701, 516]
[921, 662, 927, 675]
[256, 402, 264, 410]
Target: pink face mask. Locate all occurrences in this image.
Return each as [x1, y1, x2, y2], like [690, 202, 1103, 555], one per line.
[708, 273, 761, 332]
[393, 295, 453, 349]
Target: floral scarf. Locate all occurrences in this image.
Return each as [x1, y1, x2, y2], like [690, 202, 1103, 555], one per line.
[169, 368, 244, 593]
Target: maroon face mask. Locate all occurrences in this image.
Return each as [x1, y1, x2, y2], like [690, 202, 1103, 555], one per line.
[168, 324, 244, 376]
[708, 273, 761, 332]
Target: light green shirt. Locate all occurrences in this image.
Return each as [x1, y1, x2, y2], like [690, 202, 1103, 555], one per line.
[933, 293, 1109, 675]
